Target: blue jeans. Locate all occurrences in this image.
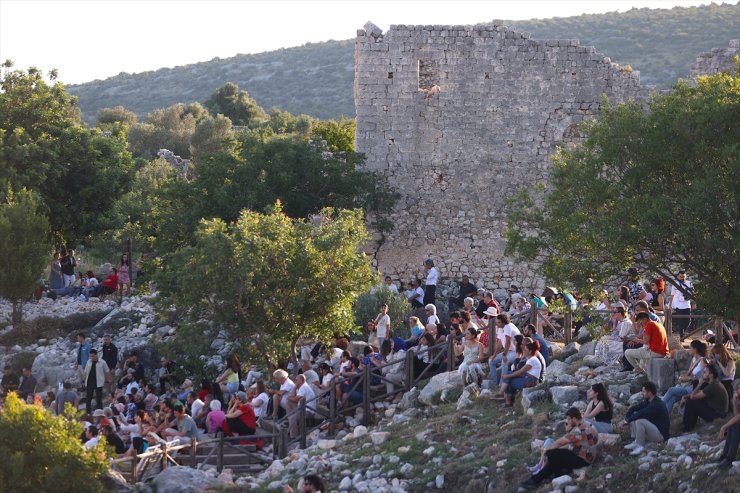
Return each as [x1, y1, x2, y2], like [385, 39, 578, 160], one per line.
[505, 375, 537, 395]
[584, 419, 613, 433]
[663, 384, 692, 413]
[489, 354, 504, 384]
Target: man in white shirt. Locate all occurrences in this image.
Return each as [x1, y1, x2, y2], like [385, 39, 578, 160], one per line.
[300, 360, 319, 386]
[384, 276, 399, 294]
[669, 270, 693, 339]
[269, 369, 295, 419]
[84, 425, 100, 449]
[423, 259, 439, 306]
[375, 304, 391, 349]
[287, 374, 316, 438]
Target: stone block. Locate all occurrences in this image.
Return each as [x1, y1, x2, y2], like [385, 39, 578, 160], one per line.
[551, 475, 573, 488]
[673, 350, 692, 372]
[579, 341, 597, 356]
[647, 357, 675, 393]
[550, 386, 580, 406]
[521, 388, 548, 410]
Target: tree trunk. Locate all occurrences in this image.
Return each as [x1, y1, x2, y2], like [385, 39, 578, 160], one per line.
[11, 299, 23, 324]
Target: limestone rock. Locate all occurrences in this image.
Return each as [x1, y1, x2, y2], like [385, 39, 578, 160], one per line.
[152, 466, 223, 493]
[550, 386, 580, 406]
[363, 21, 383, 39]
[456, 383, 480, 410]
[521, 388, 548, 410]
[419, 371, 461, 405]
[552, 475, 573, 488]
[397, 387, 420, 411]
[579, 341, 597, 356]
[370, 431, 389, 445]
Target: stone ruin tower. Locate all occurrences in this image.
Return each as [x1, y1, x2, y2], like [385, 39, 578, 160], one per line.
[354, 21, 649, 294]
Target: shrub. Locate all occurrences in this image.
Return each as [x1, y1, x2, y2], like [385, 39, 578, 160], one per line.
[353, 284, 411, 339]
[0, 393, 109, 493]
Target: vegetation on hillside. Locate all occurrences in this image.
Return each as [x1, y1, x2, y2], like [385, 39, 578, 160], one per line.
[66, 3, 739, 123]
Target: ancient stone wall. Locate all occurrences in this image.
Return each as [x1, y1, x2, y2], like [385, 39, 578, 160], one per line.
[689, 39, 739, 80]
[354, 22, 647, 293]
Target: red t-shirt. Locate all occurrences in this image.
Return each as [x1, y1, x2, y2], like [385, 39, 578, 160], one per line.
[237, 404, 257, 430]
[101, 274, 118, 288]
[644, 321, 668, 355]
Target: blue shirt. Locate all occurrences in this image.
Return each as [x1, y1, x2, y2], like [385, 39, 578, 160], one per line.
[532, 333, 550, 366]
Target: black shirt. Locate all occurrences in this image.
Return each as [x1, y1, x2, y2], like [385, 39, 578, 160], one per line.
[61, 255, 77, 276]
[102, 343, 118, 371]
[104, 433, 127, 455]
[87, 360, 98, 388]
[458, 282, 478, 299]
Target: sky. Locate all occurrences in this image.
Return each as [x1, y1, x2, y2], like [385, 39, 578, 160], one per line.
[0, 0, 723, 85]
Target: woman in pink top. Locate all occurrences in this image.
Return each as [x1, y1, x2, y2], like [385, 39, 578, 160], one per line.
[206, 399, 226, 433]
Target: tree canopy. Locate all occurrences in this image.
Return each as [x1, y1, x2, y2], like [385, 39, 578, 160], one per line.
[0, 189, 51, 323]
[153, 204, 375, 369]
[506, 69, 740, 318]
[0, 61, 135, 243]
[204, 82, 268, 127]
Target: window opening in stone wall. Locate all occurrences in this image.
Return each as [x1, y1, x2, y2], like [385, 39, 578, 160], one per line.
[418, 60, 440, 90]
[388, 72, 393, 79]
[485, 72, 490, 79]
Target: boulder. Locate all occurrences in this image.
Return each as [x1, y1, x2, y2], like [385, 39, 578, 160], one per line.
[31, 349, 77, 391]
[397, 387, 420, 411]
[456, 383, 480, 410]
[369, 432, 389, 445]
[579, 341, 597, 356]
[546, 360, 570, 380]
[560, 342, 580, 360]
[152, 466, 223, 493]
[552, 475, 573, 489]
[647, 357, 675, 393]
[550, 386, 580, 406]
[673, 350, 693, 372]
[582, 355, 603, 367]
[598, 433, 621, 447]
[666, 433, 701, 453]
[521, 388, 548, 410]
[419, 371, 461, 406]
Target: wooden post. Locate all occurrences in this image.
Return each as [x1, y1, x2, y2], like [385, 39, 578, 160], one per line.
[362, 365, 370, 426]
[447, 337, 455, 372]
[217, 432, 224, 472]
[487, 318, 494, 357]
[564, 307, 572, 344]
[190, 440, 197, 467]
[715, 317, 724, 346]
[299, 398, 307, 449]
[405, 350, 414, 391]
[329, 384, 337, 437]
[665, 308, 673, 337]
[131, 454, 138, 483]
[530, 303, 537, 325]
[279, 427, 289, 458]
[161, 443, 168, 470]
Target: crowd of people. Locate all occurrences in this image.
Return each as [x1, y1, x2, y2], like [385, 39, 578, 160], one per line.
[46, 249, 135, 300]
[0, 259, 737, 490]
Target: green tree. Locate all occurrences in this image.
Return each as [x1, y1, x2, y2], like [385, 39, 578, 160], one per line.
[353, 284, 412, 338]
[0, 62, 135, 242]
[0, 189, 51, 323]
[505, 70, 740, 319]
[154, 204, 374, 369]
[204, 82, 268, 127]
[127, 102, 209, 159]
[0, 394, 109, 493]
[189, 113, 235, 161]
[311, 117, 356, 153]
[95, 105, 137, 130]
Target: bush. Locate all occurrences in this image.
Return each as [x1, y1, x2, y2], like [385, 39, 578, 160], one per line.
[153, 320, 220, 385]
[0, 393, 109, 493]
[353, 285, 411, 339]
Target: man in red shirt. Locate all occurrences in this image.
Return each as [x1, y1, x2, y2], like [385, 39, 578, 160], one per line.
[624, 312, 669, 373]
[99, 268, 119, 296]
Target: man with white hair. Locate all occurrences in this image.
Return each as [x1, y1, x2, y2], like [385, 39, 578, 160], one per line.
[425, 304, 440, 326]
[287, 374, 316, 438]
[269, 369, 295, 419]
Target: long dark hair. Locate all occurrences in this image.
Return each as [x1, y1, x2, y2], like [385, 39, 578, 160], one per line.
[120, 254, 130, 267]
[591, 382, 612, 411]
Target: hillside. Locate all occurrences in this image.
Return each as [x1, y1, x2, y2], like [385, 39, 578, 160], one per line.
[67, 3, 740, 124]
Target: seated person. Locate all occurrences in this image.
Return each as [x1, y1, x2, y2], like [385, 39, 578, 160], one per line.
[206, 399, 226, 434]
[100, 424, 126, 455]
[224, 392, 256, 436]
[662, 340, 708, 413]
[715, 382, 740, 470]
[336, 357, 363, 406]
[249, 381, 270, 424]
[582, 383, 613, 433]
[412, 333, 435, 379]
[287, 375, 316, 438]
[455, 327, 485, 388]
[268, 370, 295, 419]
[624, 312, 668, 373]
[681, 365, 728, 432]
[500, 340, 543, 406]
[81, 271, 99, 299]
[380, 339, 406, 395]
[98, 268, 119, 296]
[520, 407, 598, 490]
[621, 381, 670, 456]
[159, 403, 198, 444]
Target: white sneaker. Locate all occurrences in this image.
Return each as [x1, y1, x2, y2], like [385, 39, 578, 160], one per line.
[629, 445, 645, 456]
[624, 441, 639, 450]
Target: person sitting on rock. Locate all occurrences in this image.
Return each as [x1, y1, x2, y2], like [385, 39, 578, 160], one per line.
[224, 391, 257, 437]
[17, 367, 37, 401]
[711, 343, 736, 413]
[714, 382, 740, 470]
[624, 312, 668, 373]
[680, 364, 728, 432]
[287, 374, 316, 438]
[662, 339, 708, 413]
[520, 407, 599, 490]
[455, 327, 485, 388]
[98, 268, 119, 297]
[500, 340, 544, 407]
[583, 383, 614, 433]
[268, 369, 294, 419]
[206, 399, 226, 434]
[336, 357, 363, 406]
[522, 324, 550, 367]
[621, 381, 670, 456]
[412, 333, 435, 380]
[488, 313, 521, 385]
[380, 339, 406, 396]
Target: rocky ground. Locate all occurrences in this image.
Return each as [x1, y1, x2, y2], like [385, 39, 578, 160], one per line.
[1, 298, 738, 493]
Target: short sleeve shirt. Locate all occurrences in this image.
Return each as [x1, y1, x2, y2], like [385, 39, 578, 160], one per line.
[566, 423, 599, 463]
[525, 356, 542, 379]
[644, 321, 669, 355]
[280, 378, 296, 407]
[296, 383, 316, 414]
[376, 314, 390, 338]
[179, 415, 198, 439]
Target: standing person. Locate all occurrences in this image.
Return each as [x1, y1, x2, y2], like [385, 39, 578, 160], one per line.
[383, 275, 399, 293]
[60, 248, 77, 288]
[669, 270, 693, 339]
[423, 259, 438, 307]
[374, 304, 391, 350]
[75, 333, 92, 383]
[117, 253, 132, 297]
[101, 335, 118, 395]
[519, 407, 598, 490]
[49, 252, 64, 292]
[650, 278, 665, 313]
[55, 381, 79, 416]
[84, 349, 110, 415]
